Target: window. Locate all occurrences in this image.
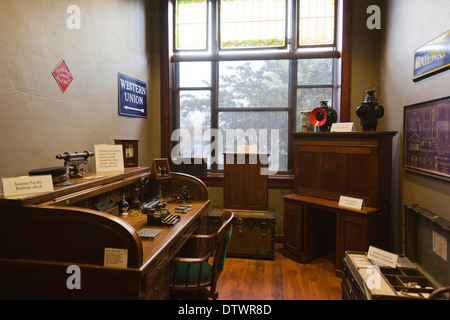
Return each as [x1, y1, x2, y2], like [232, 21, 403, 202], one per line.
[175, 0, 208, 50]
[219, 0, 287, 49]
[172, 0, 341, 174]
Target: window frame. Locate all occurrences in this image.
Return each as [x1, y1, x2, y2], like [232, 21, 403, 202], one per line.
[217, 0, 289, 51]
[173, 0, 210, 52]
[165, 0, 347, 179]
[297, 0, 338, 48]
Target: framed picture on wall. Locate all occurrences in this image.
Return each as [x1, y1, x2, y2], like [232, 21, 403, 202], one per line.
[404, 96, 450, 181]
[114, 139, 139, 167]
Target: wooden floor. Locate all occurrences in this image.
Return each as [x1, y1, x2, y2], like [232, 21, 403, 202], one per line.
[216, 244, 342, 300]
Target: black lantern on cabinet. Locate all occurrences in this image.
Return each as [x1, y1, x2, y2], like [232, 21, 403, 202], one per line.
[356, 84, 384, 131]
[310, 101, 337, 132]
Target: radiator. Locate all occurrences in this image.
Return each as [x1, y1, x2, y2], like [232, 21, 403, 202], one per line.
[405, 204, 450, 286]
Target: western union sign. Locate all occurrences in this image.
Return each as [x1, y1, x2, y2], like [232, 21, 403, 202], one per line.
[413, 31, 450, 81]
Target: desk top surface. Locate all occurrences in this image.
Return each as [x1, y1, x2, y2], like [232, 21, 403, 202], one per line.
[283, 193, 388, 214]
[120, 200, 210, 269]
[0, 167, 151, 207]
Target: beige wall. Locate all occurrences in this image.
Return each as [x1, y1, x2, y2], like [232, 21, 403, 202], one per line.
[0, 0, 160, 186]
[349, 0, 450, 253]
[379, 0, 450, 252]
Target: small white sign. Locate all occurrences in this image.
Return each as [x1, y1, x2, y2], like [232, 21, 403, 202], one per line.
[237, 145, 257, 153]
[432, 231, 448, 261]
[104, 247, 128, 268]
[95, 144, 124, 173]
[367, 246, 399, 268]
[338, 195, 364, 210]
[2, 175, 54, 197]
[331, 122, 355, 132]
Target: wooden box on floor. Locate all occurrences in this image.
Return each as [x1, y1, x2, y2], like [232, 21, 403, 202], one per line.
[208, 207, 275, 260]
[342, 251, 442, 300]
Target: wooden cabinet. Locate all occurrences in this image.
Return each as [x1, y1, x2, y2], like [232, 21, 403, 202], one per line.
[223, 153, 268, 211]
[284, 132, 396, 274]
[292, 132, 396, 208]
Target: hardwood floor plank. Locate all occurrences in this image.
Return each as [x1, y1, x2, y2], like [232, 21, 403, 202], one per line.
[216, 245, 342, 300]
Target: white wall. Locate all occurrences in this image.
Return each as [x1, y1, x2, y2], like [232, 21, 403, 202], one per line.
[0, 0, 156, 184]
[379, 0, 450, 252]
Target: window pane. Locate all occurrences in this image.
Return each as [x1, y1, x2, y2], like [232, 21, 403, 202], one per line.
[220, 0, 286, 49]
[175, 0, 207, 50]
[179, 62, 211, 87]
[179, 90, 211, 158]
[299, 0, 335, 46]
[296, 88, 333, 131]
[180, 90, 211, 128]
[218, 111, 288, 172]
[219, 60, 289, 108]
[297, 59, 333, 85]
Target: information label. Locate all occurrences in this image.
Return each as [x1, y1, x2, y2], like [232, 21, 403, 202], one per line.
[2, 175, 54, 197]
[95, 144, 124, 173]
[331, 122, 355, 132]
[104, 247, 128, 268]
[367, 246, 399, 268]
[338, 195, 363, 210]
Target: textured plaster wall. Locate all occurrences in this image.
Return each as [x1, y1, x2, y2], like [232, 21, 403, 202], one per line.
[380, 0, 450, 222]
[0, 0, 158, 186]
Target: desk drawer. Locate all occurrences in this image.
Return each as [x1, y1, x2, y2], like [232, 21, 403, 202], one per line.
[145, 269, 170, 300]
[169, 220, 198, 258]
[143, 254, 169, 292]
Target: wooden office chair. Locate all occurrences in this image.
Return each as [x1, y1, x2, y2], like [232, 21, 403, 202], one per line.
[428, 286, 450, 300]
[169, 211, 234, 300]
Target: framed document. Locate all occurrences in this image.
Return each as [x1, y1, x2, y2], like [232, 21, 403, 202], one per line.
[404, 96, 450, 181]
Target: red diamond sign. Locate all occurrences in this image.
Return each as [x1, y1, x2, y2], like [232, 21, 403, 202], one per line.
[52, 59, 73, 93]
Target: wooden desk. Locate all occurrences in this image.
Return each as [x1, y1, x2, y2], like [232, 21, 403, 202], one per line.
[283, 194, 390, 275]
[0, 168, 210, 299]
[284, 132, 396, 275]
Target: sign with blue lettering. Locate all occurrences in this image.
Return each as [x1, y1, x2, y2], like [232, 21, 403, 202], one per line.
[118, 72, 147, 118]
[413, 31, 450, 82]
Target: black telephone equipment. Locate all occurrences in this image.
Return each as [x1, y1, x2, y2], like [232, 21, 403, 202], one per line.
[142, 199, 180, 227]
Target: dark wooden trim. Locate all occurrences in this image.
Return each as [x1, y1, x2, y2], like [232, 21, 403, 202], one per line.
[160, 0, 174, 158]
[340, 0, 352, 122]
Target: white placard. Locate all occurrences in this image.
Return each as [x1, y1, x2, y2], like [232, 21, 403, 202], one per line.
[104, 247, 128, 268]
[367, 246, 399, 268]
[237, 145, 257, 153]
[331, 122, 355, 132]
[95, 144, 124, 173]
[2, 175, 54, 197]
[338, 195, 364, 210]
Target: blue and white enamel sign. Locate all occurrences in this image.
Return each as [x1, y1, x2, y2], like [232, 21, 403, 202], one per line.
[118, 72, 147, 118]
[413, 31, 450, 81]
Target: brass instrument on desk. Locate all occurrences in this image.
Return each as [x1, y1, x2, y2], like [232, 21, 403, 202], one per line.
[56, 151, 94, 178]
[142, 199, 180, 227]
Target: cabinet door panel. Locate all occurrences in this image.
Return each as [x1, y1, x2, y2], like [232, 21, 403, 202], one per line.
[224, 156, 268, 210]
[336, 213, 367, 269]
[346, 153, 372, 201]
[295, 150, 320, 191]
[283, 201, 304, 257]
[321, 152, 347, 194]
